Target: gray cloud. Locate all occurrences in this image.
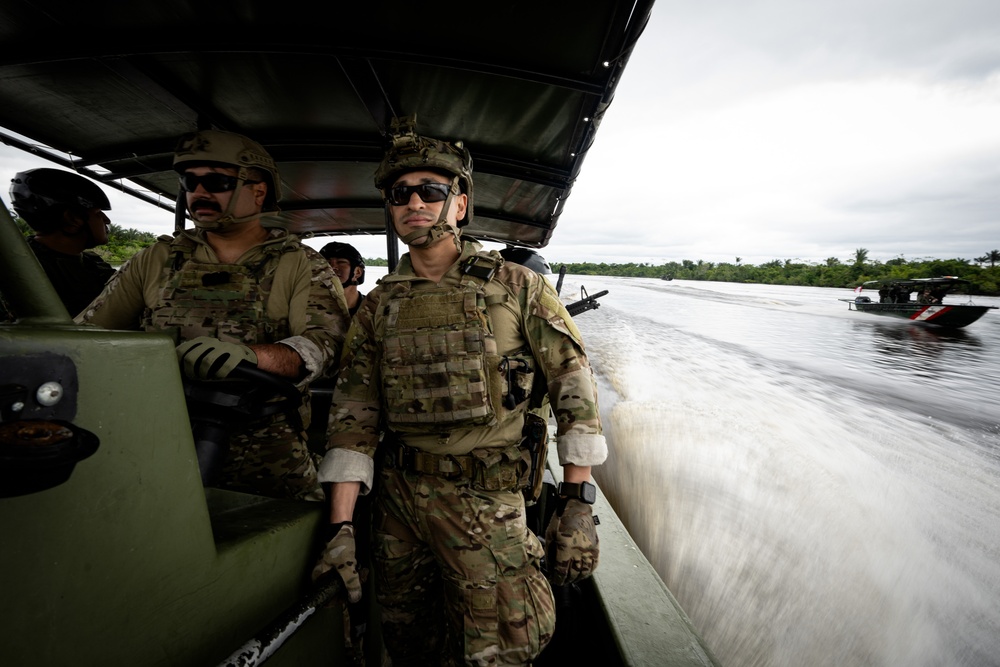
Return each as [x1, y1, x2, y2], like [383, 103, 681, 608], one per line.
[4, 2, 999, 268]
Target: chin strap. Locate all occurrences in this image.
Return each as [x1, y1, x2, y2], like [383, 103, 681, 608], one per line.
[190, 167, 280, 231]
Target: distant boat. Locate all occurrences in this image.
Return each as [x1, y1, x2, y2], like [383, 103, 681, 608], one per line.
[661, 275, 673, 281]
[839, 277, 996, 328]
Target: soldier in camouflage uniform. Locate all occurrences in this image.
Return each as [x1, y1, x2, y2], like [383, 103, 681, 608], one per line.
[76, 129, 350, 501]
[312, 118, 606, 666]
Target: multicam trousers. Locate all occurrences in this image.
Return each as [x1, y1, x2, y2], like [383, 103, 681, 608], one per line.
[220, 414, 323, 501]
[374, 467, 555, 666]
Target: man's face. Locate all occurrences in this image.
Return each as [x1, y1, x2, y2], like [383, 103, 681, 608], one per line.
[328, 257, 359, 287]
[63, 206, 110, 248]
[83, 208, 111, 248]
[182, 165, 266, 226]
[387, 170, 467, 238]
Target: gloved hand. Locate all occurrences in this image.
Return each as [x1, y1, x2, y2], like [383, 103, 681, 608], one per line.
[545, 498, 600, 586]
[176, 336, 257, 380]
[312, 522, 363, 603]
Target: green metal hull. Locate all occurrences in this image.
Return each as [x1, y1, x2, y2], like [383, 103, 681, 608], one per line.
[851, 301, 994, 328]
[0, 328, 342, 665]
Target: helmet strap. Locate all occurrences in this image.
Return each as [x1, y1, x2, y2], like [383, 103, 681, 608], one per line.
[190, 167, 271, 230]
[395, 176, 462, 251]
[340, 268, 359, 288]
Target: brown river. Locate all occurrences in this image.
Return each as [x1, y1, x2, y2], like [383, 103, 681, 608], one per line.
[568, 276, 1000, 667]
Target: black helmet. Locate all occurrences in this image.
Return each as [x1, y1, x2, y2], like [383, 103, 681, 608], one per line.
[9, 168, 111, 232]
[499, 246, 552, 275]
[319, 241, 365, 286]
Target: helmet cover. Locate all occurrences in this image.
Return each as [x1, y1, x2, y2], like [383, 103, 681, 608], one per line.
[173, 129, 281, 211]
[374, 116, 474, 227]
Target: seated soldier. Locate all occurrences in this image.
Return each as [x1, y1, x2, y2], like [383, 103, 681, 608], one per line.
[9, 168, 115, 317]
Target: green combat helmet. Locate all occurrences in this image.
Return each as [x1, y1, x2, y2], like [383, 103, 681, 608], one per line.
[374, 116, 474, 248]
[173, 129, 281, 230]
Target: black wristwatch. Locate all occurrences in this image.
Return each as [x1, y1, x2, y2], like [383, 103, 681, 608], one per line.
[557, 481, 596, 505]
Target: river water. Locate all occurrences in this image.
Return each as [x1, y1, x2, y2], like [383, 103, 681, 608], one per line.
[559, 275, 1000, 667]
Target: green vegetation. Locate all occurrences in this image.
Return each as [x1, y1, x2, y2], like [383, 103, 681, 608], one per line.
[558, 248, 1000, 296]
[10, 213, 159, 265]
[9, 211, 995, 295]
[94, 224, 160, 264]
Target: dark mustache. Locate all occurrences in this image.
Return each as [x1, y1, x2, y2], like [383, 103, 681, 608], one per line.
[191, 199, 222, 213]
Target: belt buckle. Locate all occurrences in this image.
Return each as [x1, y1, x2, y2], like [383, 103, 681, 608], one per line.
[438, 454, 467, 479]
[383, 442, 414, 470]
[398, 444, 415, 470]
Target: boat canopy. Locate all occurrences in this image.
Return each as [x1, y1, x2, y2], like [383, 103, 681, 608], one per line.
[860, 277, 971, 292]
[0, 1, 653, 251]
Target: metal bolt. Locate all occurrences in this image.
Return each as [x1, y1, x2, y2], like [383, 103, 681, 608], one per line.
[36, 382, 64, 407]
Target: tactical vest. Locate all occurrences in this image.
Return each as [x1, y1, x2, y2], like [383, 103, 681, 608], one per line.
[141, 234, 293, 344]
[376, 253, 536, 433]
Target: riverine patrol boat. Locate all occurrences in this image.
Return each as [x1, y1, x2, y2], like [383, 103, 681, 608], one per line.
[0, 2, 718, 665]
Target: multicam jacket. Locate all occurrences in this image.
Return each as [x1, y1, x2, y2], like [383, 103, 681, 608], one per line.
[75, 227, 349, 387]
[318, 239, 607, 494]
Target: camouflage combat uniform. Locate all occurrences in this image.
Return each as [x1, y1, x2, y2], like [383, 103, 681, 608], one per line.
[319, 239, 607, 666]
[76, 227, 350, 500]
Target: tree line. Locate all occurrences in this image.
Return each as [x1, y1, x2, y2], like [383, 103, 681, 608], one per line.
[109, 241, 1000, 296]
[13, 214, 994, 296]
[11, 215, 160, 264]
[556, 248, 1000, 296]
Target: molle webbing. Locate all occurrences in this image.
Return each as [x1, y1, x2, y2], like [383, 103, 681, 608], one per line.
[143, 235, 291, 344]
[379, 252, 505, 430]
[382, 287, 494, 426]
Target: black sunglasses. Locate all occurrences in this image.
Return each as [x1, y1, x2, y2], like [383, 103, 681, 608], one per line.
[179, 173, 261, 193]
[387, 182, 452, 206]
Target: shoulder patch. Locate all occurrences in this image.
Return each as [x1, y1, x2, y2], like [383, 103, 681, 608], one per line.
[535, 285, 584, 345]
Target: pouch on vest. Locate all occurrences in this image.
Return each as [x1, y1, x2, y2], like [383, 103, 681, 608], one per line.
[380, 285, 499, 430]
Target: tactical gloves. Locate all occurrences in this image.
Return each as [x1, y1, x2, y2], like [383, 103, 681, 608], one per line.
[176, 336, 257, 380]
[545, 498, 600, 586]
[312, 522, 363, 603]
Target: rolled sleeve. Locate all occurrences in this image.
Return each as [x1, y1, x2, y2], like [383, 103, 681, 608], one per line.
[284, 249, 351, 380]
[278, 335, 325, 386]
[317, 448, 375, 494]
[556, 432, 608, 467]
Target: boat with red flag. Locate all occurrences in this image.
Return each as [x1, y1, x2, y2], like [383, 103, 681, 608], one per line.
[840, 277, 996, 328]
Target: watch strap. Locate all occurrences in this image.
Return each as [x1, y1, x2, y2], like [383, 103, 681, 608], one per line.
[558, 481, 596, 504]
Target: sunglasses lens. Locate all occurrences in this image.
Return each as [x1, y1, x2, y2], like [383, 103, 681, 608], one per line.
[388, 183, 451, 205]
[418, 184, 449, 203]
[388, 186, 409, 206]
[180, 173, 239, 193]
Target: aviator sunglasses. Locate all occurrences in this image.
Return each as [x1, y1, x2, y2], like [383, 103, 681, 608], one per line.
[179, 173, 261, 193]
[387, 182, 453, 206]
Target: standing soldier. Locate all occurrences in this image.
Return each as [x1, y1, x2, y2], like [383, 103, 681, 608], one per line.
[320, 241, 366, 315]
[8, 168, 115, 317]
[76, 129, 350, 501]
[313, 118, 606, 665]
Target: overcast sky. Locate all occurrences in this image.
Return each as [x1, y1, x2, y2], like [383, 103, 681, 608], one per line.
[3, 0, 999, 266]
